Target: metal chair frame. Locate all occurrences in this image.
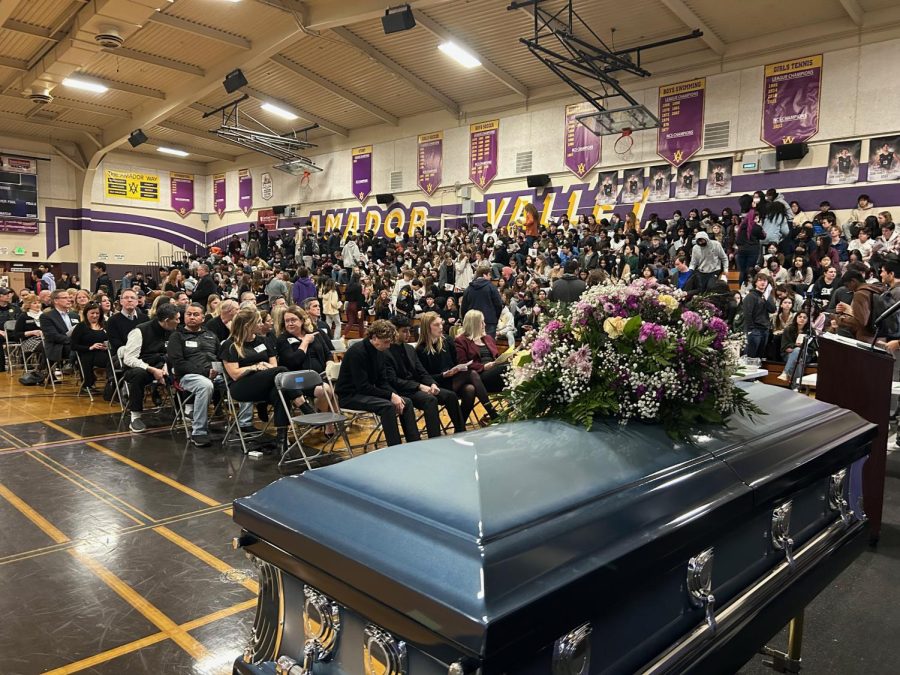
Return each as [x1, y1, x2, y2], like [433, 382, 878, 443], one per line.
[214, 361, 270, 455]
[323, 362, 386, 453]
[3, 319, 24, 372]
[274, 369, 354, 472]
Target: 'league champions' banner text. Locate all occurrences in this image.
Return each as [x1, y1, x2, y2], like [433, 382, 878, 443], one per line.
[417, 132, 443, 196]
[762, 54, 823, 147]
[170, 173, 194, 217]
[352, 146, 373, 203]
[469, 120, 499, 191]
[657, 78, 705, 167]
[564, 102, 601, 178]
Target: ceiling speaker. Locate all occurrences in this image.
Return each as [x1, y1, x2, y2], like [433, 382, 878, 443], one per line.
[376, 193, 395, 205]
[128, 129, 148, 148]
[775, 142, 809, 161]
[527, 174, 551, 188]
[382, 6, 416, 34]
[223, 68, 248, 94]
[272, 205, 286, 215]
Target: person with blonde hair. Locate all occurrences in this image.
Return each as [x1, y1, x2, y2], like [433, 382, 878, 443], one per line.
[148, 294, 173, 319]
[454, 309, 506, 395]
[204, 294, 221, 323]
[416, 311, 497, 426]
[221, 306, 303, 451]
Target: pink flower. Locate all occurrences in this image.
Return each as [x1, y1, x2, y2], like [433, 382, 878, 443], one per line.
[545, 320, 562, 334]
[531, 338, 551, 360]
[638, 322, 668, 343]
[681, 310, 703, 330]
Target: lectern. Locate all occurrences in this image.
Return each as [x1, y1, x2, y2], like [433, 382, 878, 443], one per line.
[815, 333, 893, 540]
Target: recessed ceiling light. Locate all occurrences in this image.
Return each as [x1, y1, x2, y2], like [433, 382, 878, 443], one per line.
[157, 147, 189, 157]
[438, 41, 481, 69]
[261, 102, 298, 120]
[62, 77, 108, 93]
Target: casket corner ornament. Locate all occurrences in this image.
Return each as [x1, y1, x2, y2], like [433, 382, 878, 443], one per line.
[364, 624, 407, 675]
[552, 622, 593, 675]
[686, 547, 716, 633]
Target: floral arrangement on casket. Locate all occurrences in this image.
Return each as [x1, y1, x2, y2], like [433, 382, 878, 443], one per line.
[502, 278, 763, 439]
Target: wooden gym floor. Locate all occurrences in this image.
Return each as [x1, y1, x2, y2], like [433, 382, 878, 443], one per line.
[1, 373, 899, 674]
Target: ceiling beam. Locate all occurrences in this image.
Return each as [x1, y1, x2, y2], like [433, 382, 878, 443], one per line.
[147, 13, 252, 50]
[0, 3, 18, 27]
[269, 54, 398, 125]
[331, 26, 460, 116]
[143, 141, 236, 163]
[839, 0, 864, 26]
[101, 47, 205, 77]
[242, 85, 349, 136]
[0, 56, 28, 72]
[412, 9, 528, 98]
[657, 0, 726, 55]
[52, 144, 87, 171]
[299, 0, 453, 31]
[72, 74, 166, 100]
[3, 19, 55, 40]
[0, 91, 131, 119]
[0, 110, 101, 136]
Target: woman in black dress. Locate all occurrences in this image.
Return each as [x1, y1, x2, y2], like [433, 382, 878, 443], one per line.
[70, 302, 108, 392]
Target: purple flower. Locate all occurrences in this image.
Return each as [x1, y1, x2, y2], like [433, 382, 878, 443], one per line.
[708, 316, 729, 337]
[531, 338, 552, 361]
[638, 322, 668, 343]
[545, 319, 562, 334]
[681, 310, 703, 330]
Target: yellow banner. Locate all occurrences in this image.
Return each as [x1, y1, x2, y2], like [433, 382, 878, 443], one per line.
[104, 169, 160, 202]
[659, 77, 705, 97]
[764, 54, 823, 77]
[470, 119, 499, 133]
[418, 131, 443, 142]
[352, 145, 372, 156]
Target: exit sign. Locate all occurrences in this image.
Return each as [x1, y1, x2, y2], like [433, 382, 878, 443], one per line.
[13, 247, 25, 255]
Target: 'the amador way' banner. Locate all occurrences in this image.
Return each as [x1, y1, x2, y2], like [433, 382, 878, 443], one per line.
[762, 54, 822, 147]
[657, 78, 705, 167]
[105, 170, 160, 202]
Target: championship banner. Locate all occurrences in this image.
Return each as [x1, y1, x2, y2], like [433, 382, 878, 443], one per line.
[705, 158, 733, 197]
[657, 78, 705, 166]
[170, 172, 194, 218]
[104, 170, 160, 202]
[761, 54, 823, 147]
[595, 170, 618, 206]
[258, 208, 278, 231]
[648, 165, 672, 202]
[417, 132, 443, 196]
[564, 102, 601, 178]
[674, 161, 700, 199]
[238, 169, 253, 215]
[469, 119, 499, 191]
[352, 146, 372, 203]
[1, 155, 36, 173]
[213, 174, 226, 217]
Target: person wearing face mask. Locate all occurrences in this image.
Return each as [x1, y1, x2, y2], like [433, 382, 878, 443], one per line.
[689, 231, 729, 292]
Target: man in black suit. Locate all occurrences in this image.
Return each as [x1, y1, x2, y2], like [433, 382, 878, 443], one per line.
[191, 264, 217, 309]
[334, 320, 420, 447]
[94, 262, 113, 295]
[40, 290, 75, 370]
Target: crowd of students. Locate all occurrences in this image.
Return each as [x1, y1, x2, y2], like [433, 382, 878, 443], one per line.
[3, 187, 899, 450]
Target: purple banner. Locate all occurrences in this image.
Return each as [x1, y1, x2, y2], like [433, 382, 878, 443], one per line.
[213, 174, 226, 217]
[417, 132, 443, 196]
[170, 172, 194, 218]
[674, 161, 700, 199]
[565, 102, 601, 178]
[658, 78, 705, 167]
[469, 119, 499, 192]
[238, 169, 253, 216]
[595, 170, 618, 206]
[762, 54, 822, 147]
[352, 146, 372, 203]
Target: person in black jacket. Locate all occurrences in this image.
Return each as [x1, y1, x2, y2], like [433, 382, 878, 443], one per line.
[0, 287, 20, 372]
[461, 264, 503, 336]
[344, 273, 365, 337]
[106, 289, 148, 354]
[70, 302, 108, 392]
[549, 260, 586, 304]
[40, 290, 75, 369]
[206, 299, 238, 342]
[93, 262, 113, 295]
[334, 320, 420, 447]
[385, 317, 464, 437]
[735, 197, 766, 288]
[191, 264, 217, 310]
[743, 273, 777, 358]
[167, 303, 221, 446]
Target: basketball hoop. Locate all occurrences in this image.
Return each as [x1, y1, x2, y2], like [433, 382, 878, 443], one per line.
[615, 128, 634, 155]
[299, 170, 311, 187]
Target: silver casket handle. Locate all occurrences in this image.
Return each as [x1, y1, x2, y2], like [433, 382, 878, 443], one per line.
[771, 500, 795, 570]
[686, 547, 716, 634]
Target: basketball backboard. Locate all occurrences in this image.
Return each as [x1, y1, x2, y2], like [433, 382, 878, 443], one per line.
[576, 104, 660, 136]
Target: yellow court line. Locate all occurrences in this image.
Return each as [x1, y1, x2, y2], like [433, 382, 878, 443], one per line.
[83, 440, 221, 507]
[0, 481, 208, 662]
[154, 525, 259, 594]
[26, 452, 147, 525]
[42, 598, 257, 675]
[38, 419, 83, 441]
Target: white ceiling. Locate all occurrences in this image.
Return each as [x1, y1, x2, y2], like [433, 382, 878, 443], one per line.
[0, 0, 896, 166]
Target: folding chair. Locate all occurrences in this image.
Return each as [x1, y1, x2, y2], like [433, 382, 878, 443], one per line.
[323, 361, 386, 452]
[330, 338, 347, 354]
[106, 346, 128, 410]
[3, 320, 23, 372]
[274, 370, 353, 472]
[214, 361, 268, 455]
[170, 378, 195, 435]
[74, 352, 94, 401]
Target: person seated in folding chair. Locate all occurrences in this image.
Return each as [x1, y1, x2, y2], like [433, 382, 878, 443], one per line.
[275, 305, 339, 437]
[106, 289, 148, 355]
[69, 302, 108, 395]
[15, 296, 44, 380]
[385, 316, 465, 438]
[334, 320, 421, 448]
[121, 303, 180, 433]
[167, 303, 222, 448]
[39, 290, 76, 382]
[0, 287, 21, 373]
[220, 306, 305, 454]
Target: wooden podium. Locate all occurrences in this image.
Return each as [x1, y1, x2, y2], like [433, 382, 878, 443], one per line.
[815, 333, 893, 540]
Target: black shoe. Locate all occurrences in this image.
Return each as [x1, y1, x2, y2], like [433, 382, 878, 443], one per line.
[256, 403, 269, 423]
[191, 434, 211, 448]
[238, 425, 257, 434]
[129, 417, 147, 433]
[81, 385, 98, 395]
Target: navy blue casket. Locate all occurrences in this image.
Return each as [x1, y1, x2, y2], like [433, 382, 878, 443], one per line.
[231, 385, 875, 675]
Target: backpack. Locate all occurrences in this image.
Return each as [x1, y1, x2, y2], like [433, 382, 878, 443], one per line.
[870, 287, 900, 339]
[19, 371, 45, 386]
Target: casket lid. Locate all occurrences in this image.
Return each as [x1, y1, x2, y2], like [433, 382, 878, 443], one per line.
[233, 385, 872, 663]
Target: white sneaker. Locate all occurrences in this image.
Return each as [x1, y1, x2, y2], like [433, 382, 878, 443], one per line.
[777, 373, 789, 382]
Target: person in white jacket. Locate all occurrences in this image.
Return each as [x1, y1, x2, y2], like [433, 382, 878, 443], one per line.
[454, 255, 474, 292]
[341, 237, 362, 270]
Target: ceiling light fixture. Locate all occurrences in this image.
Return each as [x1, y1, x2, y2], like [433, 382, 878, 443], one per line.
[261, 102, 299, 120]
[62, 77, 108, 93]
[438, 41, 481, 69]
[157, 147, 189, 157]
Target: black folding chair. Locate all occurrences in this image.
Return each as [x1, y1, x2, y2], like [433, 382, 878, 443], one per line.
[274, 369, 353, 472]
[215, 361, 268, 455]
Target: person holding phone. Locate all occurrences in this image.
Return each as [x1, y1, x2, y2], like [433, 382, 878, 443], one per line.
[742, 272, 776, 359]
